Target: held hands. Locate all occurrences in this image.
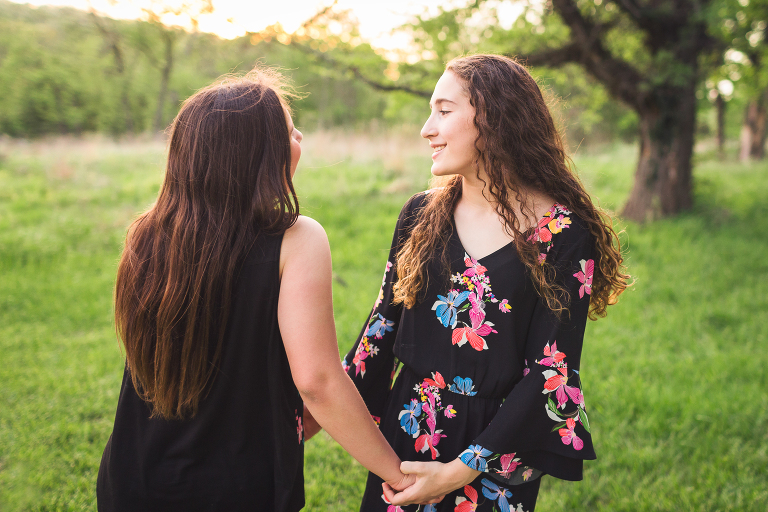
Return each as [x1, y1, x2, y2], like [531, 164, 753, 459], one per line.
[382, 459, 481, 507]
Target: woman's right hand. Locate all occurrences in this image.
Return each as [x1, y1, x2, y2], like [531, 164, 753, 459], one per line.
[383, 459, 478, 506]
[383, 467, 446, 506]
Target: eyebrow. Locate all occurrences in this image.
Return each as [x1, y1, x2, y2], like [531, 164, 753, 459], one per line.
[429, 98, 457, 108]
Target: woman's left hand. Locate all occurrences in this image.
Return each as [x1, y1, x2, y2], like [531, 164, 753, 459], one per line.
[382, 458, 481, 506]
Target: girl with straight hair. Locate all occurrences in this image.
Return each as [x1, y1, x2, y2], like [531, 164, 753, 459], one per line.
[337, 54, 630, 511]
[97, 67, 422, 511]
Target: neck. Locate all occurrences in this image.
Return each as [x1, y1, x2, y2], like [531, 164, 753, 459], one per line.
[458, 173, 541, 226]
[459, 172, 497, 213]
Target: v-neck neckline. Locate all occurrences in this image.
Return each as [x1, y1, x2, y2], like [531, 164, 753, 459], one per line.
[452, 202, 559, 262]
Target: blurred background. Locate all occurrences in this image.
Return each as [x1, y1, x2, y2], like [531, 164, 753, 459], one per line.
[0, 0, 767, 510]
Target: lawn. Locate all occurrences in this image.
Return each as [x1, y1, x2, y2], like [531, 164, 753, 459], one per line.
[0, 132, 766, 511]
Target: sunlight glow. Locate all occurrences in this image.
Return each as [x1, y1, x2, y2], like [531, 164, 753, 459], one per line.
[10, 0, 523, 51]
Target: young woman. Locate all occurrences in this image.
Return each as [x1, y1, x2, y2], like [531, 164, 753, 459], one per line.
[341, 55, 630, 511]
[96, 68, 420, 511]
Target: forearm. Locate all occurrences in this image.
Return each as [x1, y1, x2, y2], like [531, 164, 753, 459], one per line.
[299, 371, 403, 484]
[302, 405, 322, 441]
[441, 458, 481, 493]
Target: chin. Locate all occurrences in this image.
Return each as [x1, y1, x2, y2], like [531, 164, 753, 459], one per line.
[430, 165, 457, 177]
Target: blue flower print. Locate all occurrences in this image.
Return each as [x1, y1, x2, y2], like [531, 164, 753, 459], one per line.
[459, 444, 493, 472]
[481, 478, 513, 512]
[423, 505, 437, 512]
[398, 399, 422, 436]
[431, 290, 470, 328]
[449, 376, 477, 396]
[366, 313, 395, 339]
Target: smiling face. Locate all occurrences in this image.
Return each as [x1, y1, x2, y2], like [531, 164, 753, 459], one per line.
[420, 71, 480, 179]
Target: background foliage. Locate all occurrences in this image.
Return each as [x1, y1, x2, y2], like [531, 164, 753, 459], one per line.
[1, 0, 750, 146]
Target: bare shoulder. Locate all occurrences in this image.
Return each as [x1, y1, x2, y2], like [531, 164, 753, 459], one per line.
[280, 216, 330, 276]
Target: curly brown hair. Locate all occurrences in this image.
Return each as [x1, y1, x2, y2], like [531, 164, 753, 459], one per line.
[393, 54, 629, 320]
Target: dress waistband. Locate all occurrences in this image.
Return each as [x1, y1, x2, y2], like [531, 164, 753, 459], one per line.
[396, 364, 506, 402]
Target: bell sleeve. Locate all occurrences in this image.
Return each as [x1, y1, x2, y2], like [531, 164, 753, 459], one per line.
[458, 211, 597, 482]
[342, 192, 426, 423]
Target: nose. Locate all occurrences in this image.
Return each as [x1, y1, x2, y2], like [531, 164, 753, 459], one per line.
[420, 112, 437, 139]
[295, 128, 303, 143]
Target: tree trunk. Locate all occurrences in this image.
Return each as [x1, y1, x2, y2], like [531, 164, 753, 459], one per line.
[153, 31, 175, 132]
[716, 92, 725, 160]
[739, 88, 767, 161]
[622, 85, 696, 222]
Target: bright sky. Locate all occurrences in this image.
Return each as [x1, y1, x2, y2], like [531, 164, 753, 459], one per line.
[11, 0, 522, 51]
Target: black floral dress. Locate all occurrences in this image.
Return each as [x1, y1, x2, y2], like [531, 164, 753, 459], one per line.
[343, 193, 597, 512]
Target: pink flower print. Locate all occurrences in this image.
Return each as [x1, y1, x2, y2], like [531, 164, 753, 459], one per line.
[468, 291, 486, 327]
[454, 485, 479, 511]
[385, 261, 393, 273]
[537, 341, 566, 367]
[444, 405, 457, 418]
[414, 402, 446, 459]
[528, 216, 553, 244]
[380, 493, 404, 512]
[453, 297, 498, 351]
[352, 343, 369, 377]
[559, 417, 584, 450]
[463, 253, 487, 278]
[296, 410, 304, 444]
[424, 371, 446, 389]
[542, 368, 584, 409]
[374, 287, 385, 309]
[496, 452, 522, 478]
[537, 252, 547, 265]
[499, 298, 512, 313]
[452, 319, 497, 351]
[522, 468, 533, 481]
[574, 259, 594, 298]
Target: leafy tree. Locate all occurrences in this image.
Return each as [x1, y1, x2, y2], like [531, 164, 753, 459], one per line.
[0, 0, 394, 136]
[505, 0, 719, 221]
[293, 0, 712, 221]
[710, 0, 768, 160]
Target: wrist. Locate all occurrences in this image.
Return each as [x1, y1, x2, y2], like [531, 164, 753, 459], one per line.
[382, 459, 406, 486]
[446, 458, 481, 490]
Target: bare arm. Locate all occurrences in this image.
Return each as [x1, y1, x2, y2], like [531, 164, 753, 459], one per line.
[278, 216, 410, 488]
[302, 405, 321, 441]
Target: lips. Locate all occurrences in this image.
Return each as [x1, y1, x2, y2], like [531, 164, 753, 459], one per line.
[431, 145, 446, 158]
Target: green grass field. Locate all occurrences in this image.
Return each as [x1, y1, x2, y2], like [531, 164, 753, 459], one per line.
[0, 133, 766, 511]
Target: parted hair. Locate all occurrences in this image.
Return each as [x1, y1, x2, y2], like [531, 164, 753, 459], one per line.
[114, 68, 299, 420]
[393, 54, 629, 319]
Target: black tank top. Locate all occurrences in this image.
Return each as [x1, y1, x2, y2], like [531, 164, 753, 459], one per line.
[97, 233, 305, 512]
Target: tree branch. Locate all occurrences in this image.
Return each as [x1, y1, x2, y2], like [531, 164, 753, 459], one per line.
[614, 0, 645, 25]
[288, 42, 431, 98]
[542, 0, 644, 110]
[89, 10, 125, 73]
[514, 42, 582, 68]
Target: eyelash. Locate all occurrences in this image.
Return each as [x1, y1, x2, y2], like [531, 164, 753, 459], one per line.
[439, 110, 450, 116]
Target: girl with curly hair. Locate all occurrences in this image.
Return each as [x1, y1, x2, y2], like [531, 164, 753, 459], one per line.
[336, 54, 630, 511]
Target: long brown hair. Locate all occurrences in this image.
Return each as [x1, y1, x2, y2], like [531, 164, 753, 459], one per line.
[114, 68, 299, 420]
[394, 54, 629, 319]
